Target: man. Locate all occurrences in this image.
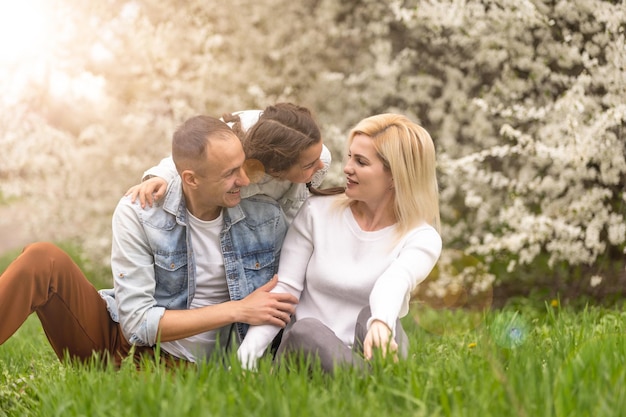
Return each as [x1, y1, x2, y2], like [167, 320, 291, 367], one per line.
[0, 115, 297, 366]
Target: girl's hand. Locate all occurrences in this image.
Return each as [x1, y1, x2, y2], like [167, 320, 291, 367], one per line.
[363, 319, 398, 361]
[125, 177, 168, 208]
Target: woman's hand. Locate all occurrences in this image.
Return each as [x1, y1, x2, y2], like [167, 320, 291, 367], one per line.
[363, 319, 398, 361]
[125, 177, 168, 208]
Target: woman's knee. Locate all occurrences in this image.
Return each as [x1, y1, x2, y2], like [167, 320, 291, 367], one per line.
[357, 306, 372, 326]
[280, 318, 326, 350]
[285, 318, 323, 341]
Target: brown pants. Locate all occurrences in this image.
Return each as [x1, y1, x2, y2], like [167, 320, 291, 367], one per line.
[0, 242, 154, 366]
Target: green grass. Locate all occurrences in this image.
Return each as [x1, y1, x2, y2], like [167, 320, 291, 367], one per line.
[1, 246, 624, 416]
[1, 302, 625, 417]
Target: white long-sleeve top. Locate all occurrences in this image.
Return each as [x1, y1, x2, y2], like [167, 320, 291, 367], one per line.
[237, 195, 442, 367]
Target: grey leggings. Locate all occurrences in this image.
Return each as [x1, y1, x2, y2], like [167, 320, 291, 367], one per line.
[274, 306, 409, 373]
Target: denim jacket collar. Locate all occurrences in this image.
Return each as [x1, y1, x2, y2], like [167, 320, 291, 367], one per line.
[164, 176, 246, 230]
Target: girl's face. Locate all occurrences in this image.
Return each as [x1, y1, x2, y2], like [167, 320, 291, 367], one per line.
[343, 134, 393, 203]
[278, 141, 325, 184]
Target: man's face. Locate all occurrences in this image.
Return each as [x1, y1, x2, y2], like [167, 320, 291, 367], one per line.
[191, 135, 250, 218]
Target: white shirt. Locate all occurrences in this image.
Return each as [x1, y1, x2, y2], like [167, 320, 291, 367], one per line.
[237, 195, 442, 367]
[160, 211, 231, 362]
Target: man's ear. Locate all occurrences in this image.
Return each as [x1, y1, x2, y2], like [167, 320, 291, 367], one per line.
[181, 170, 198, 188]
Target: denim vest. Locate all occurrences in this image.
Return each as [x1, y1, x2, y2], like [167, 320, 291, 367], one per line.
[100, 176, 287, 346]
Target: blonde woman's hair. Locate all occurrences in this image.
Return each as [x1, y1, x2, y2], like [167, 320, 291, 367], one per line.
[345, 113, 440, 236]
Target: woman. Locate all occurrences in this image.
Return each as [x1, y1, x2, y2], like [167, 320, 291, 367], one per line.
[127, 103, 331, 223]
[237, 113, 442, 373]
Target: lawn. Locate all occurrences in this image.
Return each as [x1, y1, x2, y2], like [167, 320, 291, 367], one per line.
[1, 299, 625, 417]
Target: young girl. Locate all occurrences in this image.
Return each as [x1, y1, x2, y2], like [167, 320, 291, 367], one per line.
[127, 103, 332, 223]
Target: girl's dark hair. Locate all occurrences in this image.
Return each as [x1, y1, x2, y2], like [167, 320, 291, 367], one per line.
[221, 111, 247, 141]
[225, 103, 322, 174]
[306, 183, 345, 196]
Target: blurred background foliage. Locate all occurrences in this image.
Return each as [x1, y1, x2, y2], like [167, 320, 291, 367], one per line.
[1, 0, 624, 305]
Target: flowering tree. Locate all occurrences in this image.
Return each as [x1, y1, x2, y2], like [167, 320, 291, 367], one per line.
[1, 0, 623, 300]
[305, 0, 626, 299]
[422, 0, 626, 296]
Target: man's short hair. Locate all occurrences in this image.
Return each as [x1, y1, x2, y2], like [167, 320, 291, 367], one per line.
[172, 115, 236, 175]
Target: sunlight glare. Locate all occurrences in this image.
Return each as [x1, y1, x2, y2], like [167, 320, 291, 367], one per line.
[49, 70, 106, 101]
[0, 1, 50, 63]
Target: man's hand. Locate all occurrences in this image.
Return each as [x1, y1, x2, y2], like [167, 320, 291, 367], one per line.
[363, 319, 398, 361]
[125, 177, 168, 208]
[237, 275, 298, 327]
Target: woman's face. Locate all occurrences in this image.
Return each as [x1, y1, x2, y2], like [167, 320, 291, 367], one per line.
[343, 134, 393, 202]
[279, 141, 325, 184]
